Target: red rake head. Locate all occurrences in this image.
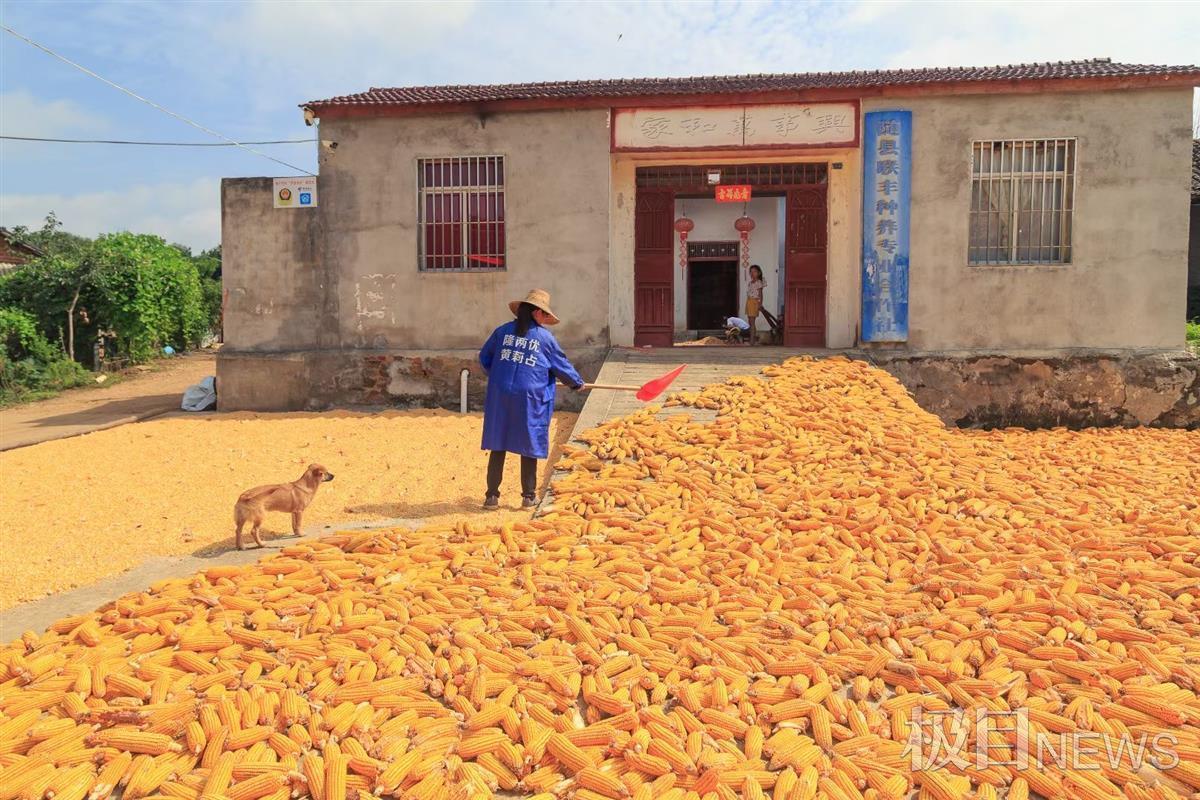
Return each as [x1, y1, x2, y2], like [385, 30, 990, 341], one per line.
[636, 365, 686, 402]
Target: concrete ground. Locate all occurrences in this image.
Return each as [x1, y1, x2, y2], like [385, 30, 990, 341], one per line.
[0, 351, 216, 451]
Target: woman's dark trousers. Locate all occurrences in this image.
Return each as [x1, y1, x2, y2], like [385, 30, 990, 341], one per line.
[487, 450, 537, 498]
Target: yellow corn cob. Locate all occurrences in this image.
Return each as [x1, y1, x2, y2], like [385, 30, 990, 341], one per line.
[547, 733, 594, 774]
[89, 730, 180, 756]
[575, 767, 629, 799]
[49, 764, 98, 800]
[1, 361, 1199, 800]
[182, 723, 205, 756]
[322, 755, 348, 800]
[201, 752, 236, 798]
[226, 772, 285, 800]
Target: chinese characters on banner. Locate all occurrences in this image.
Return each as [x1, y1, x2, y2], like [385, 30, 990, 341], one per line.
[613, 103, 858, 150]
[861, 110, 911, 342]
[715, 185, 751, 203]
[498, 333, 541, 367]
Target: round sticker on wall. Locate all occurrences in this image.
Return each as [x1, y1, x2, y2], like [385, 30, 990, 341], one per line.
[278, 188, 292, 202]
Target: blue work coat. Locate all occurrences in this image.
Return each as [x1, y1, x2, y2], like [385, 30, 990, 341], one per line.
[479, 321, 583, 459]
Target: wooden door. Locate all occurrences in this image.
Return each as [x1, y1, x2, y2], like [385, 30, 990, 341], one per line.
[687, 260, 738, 330]
[633, 188, 675, 347]
[783, 187, 828, 347]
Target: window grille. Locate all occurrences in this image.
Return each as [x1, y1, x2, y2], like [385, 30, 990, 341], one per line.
[417, 156, 505, 271]
[687, 241, 740, 260]
[969, 139, 1075, 265]
[637, 162, 827, 191]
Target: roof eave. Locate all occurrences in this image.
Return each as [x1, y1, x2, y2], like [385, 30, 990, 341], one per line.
[301, 71, 1200, 122]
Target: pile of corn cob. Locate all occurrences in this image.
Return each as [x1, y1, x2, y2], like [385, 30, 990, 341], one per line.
[2, 357, 1198, 800]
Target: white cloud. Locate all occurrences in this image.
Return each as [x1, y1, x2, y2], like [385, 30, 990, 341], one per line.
[0, 178, 220, 251]
[841, 1, 1200, 69]
[3, 0, 1196, 251]
[0, 89, 111, 139]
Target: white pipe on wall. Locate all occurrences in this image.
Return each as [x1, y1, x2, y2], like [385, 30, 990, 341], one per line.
[460, 369, 469, 413]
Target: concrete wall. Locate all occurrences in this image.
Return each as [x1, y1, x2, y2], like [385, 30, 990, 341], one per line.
[672, 196, 783, 329]
[864, 88, 1193, 352]
[219, 90, 1193, 410]
[610, 149, 862, 348]
[315, 109, 612, 350]
[220, 178, 322, 351]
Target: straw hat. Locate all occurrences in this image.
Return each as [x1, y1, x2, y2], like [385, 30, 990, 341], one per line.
[509, 288, 560, 325]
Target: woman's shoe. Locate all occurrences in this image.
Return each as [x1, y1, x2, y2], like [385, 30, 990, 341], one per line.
[522, 495, 538, 509]
[483, 495, 499, 509]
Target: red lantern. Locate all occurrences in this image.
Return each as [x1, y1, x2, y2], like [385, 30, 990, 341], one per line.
[674, 215, 695, 277]
[734, 214, 755, 278]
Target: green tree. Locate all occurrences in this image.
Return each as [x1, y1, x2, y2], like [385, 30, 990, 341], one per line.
[0, 215, 218, 369]
[0, 232, 99, 361]
[89, 233, 207, 360]
[192, 245, 223, 336]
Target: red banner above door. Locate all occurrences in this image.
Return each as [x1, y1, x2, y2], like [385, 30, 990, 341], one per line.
[715, 185, 752, 203]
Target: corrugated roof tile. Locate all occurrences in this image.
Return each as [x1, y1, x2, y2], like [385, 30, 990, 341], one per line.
[304, 59, 1199, 111]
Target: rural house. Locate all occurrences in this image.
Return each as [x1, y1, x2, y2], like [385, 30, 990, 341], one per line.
[0, 228, 43, 274]
[219, 59, 1199, 418]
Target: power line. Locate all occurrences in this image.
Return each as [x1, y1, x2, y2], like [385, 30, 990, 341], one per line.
[0, 24, 316, 176]
[2, 135, 316, 146]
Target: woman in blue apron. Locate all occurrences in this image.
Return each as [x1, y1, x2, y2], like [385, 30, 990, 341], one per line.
[479, 289, 584, 508]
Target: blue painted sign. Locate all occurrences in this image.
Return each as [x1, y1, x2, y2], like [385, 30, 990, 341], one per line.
[861, 110, 911, 342]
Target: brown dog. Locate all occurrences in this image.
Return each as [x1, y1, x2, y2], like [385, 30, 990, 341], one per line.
[234, 464, 334, 550]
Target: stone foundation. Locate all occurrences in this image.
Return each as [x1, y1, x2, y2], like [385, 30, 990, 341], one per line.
[217, 348, 607, 412]
[218, 347, 1199, 429]
[875, 351, 1200, 429]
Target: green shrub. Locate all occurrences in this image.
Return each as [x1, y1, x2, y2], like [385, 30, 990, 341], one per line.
[0, 306, 90, 403]
[0, 307, 58, 363]
[38, 357, 90, 390]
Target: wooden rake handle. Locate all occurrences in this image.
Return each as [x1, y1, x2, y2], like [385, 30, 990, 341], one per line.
[572, 382, 641, 392]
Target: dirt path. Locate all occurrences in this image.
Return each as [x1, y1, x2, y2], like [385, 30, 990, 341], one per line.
[0, 351, 215, 451]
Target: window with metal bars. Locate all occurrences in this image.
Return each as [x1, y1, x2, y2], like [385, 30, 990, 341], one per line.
[968, 139, 1075, 266]
[417, 156, 505, 271]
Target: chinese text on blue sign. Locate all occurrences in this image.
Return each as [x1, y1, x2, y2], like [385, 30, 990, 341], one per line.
[861, 111, 911, 342]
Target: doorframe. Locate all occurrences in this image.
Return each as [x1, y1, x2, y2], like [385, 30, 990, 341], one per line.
[632, 161, 833, 347]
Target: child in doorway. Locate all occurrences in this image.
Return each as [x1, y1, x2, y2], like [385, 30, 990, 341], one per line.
[724, 315, 750, 344]
[746, 265, 765, 346]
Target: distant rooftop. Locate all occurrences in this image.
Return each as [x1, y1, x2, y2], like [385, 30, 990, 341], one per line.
[304, 58, 1199, 116]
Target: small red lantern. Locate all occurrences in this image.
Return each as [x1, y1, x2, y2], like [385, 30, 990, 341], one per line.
[734, 214, 755, 277]
[674, 215, 695, 277]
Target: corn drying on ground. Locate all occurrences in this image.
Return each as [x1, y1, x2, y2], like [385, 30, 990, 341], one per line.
[1, 356, 1199, 800]
[0, 410, 575, 610]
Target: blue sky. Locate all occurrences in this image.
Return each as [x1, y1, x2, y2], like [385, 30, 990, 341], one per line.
[2, 0, 1197, 250]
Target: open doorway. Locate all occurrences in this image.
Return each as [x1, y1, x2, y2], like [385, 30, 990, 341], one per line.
[687, 241, 739, 330]
[634, 163, 829, 347]
[672, 195, 786, 342]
